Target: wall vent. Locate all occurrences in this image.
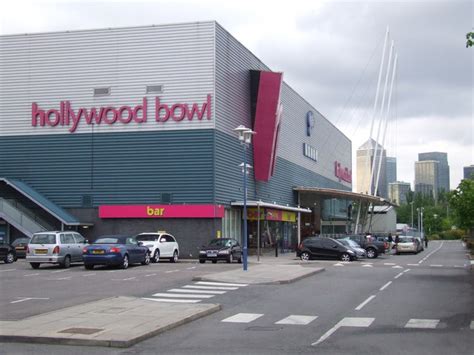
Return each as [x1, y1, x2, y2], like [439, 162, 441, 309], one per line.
[93, 87, 111, 96]
[82, 195, 93, 207]
[146, 85, 163, 94]
[161, 193, 172, 204]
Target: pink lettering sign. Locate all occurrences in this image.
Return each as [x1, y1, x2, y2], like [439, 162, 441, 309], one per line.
[334, 161, 352, 183]
[99, 204, 224, 219]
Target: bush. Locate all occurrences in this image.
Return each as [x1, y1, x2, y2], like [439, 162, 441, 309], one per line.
[439, 229, 466, 240]
[429, 234, 440, 240]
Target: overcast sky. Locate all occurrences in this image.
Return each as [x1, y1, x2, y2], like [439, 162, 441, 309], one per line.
[1, 0, 472, 190]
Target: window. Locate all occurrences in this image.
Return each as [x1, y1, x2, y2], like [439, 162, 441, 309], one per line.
[126, 237, 137, 245]
[222, 209, 242, 239]
[165, 235, 175, 243]
[136, 235, 158, 242]
[31, 234, 56, 244]
[73, 234, 85, 244]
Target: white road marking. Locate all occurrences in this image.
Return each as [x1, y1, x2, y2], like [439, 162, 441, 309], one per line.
[123, 277, 137, 281]
[183, 285, 238, 291]
[392, 265, 403, 269]
[196, 281, 248, 287]
[418, 242, 444, 264]
[145, 273, 157, 277]
[186, 266, 196, 270]
[82, 273, 96, 277]
[54, 277, 72, 280]
[168, 288, 226, 294]
[333, 263, 344, 267]
[0, 269, 16, 273]
[430, 264, 443, 267]
[379, 281, 392, 291]
[165, 270, 180, 273]
[23, 273, 39, 277]
[51, 269, 68, 273]
[355, 295, 376, 310]
[407, 264, 419, 266]
[107, 270, 117, 273]
[312, 317, 374, 346]
[362, 264, 373, 268]
[405, 319, 439, 329]
[142, 297, 200, 303]
[403, 269, 411, 273]
[394, 272, 404, 279]
[11, 297, 49, 304]
[470, 321, 474, 330]
[222, 313, 263, 323]
[384, 263, 396, 266]
[275, 315, 317, 325]
[361, 262, 373, 265]
[152, 293, 214, 298]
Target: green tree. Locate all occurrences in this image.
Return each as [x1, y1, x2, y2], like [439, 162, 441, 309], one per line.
[467, 32, 474, 48]
[449, 179, 474, 235]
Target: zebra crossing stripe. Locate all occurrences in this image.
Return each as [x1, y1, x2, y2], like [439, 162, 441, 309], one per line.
[168, 288, 226, 294]
[195, 281, 248, 287]
[183, 285, 238, 290]
[222, 313, 263, 323]
[142, 298, 200, 303]
[470, 321, 474, 330]
[152, 293, 214, 298]
[405, 319, 439, 329]
[275, 315, 317, 325]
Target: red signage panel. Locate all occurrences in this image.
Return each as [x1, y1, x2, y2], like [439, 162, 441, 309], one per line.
[99, 204, 224, 219]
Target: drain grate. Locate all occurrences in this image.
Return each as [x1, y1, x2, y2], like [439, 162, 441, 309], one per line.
[58, 327, 104, 335]
[245, 326, 283, 332]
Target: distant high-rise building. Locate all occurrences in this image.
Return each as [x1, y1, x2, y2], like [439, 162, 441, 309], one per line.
[418, 152, 450, 192]
[415, 160, 439, 200]
[356, 138, 388, 198]
[464, 165, 474, 180]
[386, 157, 397, 184]
[388, 181, 411, 205]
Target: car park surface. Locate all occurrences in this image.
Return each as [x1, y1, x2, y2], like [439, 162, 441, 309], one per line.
[83, 235, 151, 269]
[135, 232, 179, 263]
[26, 231, 87, 269]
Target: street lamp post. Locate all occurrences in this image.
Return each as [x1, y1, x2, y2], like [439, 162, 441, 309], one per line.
[410, 201, 414, 229]
[234, 125, 255, 272]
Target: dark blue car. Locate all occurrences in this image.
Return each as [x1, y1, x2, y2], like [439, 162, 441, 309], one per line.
[83, 235, 150, 270]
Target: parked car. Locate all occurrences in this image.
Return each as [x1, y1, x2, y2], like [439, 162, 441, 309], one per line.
[26, 231, 88, 269]
[0, 243, 17, 264]
[199, 238, 242, 264]
[135, 232, 179, 263]
[396, 236, 418, 254]
[338, 238, 367, 259]
[413, 236, 424, 252]
[337, 234, 387, 259]
[297, 237, 357, 262]
[11, 237, 31, 258]
[83, 235, 150, 269]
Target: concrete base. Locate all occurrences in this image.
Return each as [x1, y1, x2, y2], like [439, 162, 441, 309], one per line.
[0, 296, 220, 348]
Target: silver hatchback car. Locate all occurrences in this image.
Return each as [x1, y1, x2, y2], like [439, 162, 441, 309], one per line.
[26, 231, 88, 269]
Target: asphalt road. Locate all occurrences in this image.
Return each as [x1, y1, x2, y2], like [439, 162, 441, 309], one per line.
[0, 240, 472, 355]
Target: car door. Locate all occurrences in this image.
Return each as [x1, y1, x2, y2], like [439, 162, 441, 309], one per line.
[306, 239, 322, 257]
[321, 239, 339, 259]
[72, 233, 86, 262]
[231, 239, 241, 259]
[60, 233, 74, 259]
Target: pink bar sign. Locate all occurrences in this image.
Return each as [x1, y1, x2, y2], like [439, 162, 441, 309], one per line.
[99, 204, 225, 219]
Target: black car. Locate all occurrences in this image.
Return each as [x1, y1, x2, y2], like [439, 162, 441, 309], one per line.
[336, 234, 388, 259]
[0, 243, 17, 264]
[296, 237, 356, 262]
[199, 238, 242, 264]
[11, 237, 30, 258]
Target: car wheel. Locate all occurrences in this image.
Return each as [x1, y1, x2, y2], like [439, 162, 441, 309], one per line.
[62, 255, 71, 268]
[121, 254, 129, 269]
[300, 252, 310, 261]
[199, 259, 205, 264]
[84, 264, 94, 270]
[227, 253, 233, 263]
[30, 262, 40, 269]
[142, 252, 151, 265]
[212, 260, 217, 264]
[366, 248, 378, 259]
[5, 252, 15, 264]
[170, 251, 178, 263]
[153, 250, 160, 263]
[340, 253, 351, 262]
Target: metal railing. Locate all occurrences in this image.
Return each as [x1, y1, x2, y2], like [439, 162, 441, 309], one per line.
[0, 198, 48, 237]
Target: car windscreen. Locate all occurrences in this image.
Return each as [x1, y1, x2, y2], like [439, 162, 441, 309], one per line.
[31, 234, 56, 244]
[136, 235, 157, 242]
[399, 237, 413, 243]
[208, 239, 231, 247]
[342, 239, 360, 248]
[12, 238, 30, 245]
[94, 238, 120, 244]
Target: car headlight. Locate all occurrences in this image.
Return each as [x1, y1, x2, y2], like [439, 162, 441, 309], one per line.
[199, 251, 206, 254]
[218, 250, 230, 254]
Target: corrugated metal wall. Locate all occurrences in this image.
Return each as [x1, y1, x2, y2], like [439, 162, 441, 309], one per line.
[0, 130, 215, 207]
[214, 23, 351, 207]
[0, 22, 215, 136]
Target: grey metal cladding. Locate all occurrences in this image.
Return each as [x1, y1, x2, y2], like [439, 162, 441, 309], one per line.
[214, 22, 352, 189]
[0, 130, 215, 207]
[0, 22, 216, 136]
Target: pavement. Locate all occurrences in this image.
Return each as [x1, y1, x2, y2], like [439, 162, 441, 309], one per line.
[0, 253, 324, 348]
